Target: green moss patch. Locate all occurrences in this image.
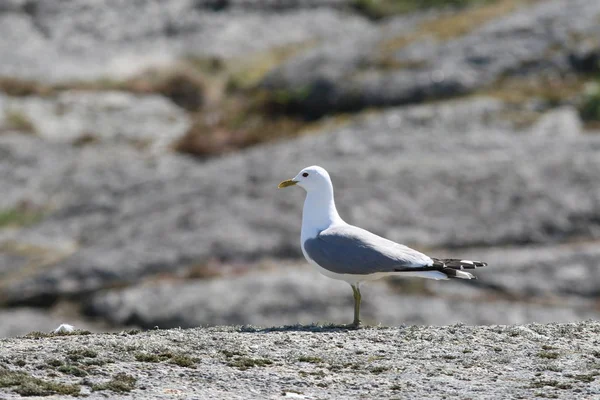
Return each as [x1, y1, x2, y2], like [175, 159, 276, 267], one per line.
[0, 368, 80, 396]
[135, 353, 162, 363]
[529, 379, 572, 389]
[169, 354, 196, 368]
[92, 373, 137, 393]
[298, 356, 323, 364]
[227, 357, 273, 371]
[82, 358, 108, 367]
[225, 42, 316, 92]
[46, 359, 63, 368]
[57, 365, 88, 377]
[67, 349, 98, 361]
[580, 82, 600, 128]
[0, 77, 52, 96]
[221, 350, 245, 358]
[569, 372, 598, 383]
[351, 0, 496, 20]
[3, 110, 36, 134]
[538, 351, 560, 360]
[370, 366, 390, 374]
[134, 351, 196, 368]
[0, 208, 45, 228]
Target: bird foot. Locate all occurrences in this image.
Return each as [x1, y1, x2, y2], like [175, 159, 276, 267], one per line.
[348, 321, 362, 330]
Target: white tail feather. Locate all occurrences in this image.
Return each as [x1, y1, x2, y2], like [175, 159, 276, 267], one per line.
[455, 270, 475, 280]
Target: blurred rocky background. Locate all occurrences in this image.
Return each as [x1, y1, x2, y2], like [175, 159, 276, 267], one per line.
[1, 0, 600, 337]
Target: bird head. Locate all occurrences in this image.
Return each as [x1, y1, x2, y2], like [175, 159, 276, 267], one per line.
[278, 165, 332, 193]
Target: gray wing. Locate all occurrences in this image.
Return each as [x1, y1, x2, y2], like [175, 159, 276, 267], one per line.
[303, 224, 433, 275]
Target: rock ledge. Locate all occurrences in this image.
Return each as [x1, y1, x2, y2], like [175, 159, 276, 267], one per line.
[0, 321, 599, 399]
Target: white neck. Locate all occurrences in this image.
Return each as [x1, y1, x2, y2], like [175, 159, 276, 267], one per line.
[301, 185, 343, 240]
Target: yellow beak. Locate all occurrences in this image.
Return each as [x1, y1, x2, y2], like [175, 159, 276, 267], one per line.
[278, 179, 298, 188]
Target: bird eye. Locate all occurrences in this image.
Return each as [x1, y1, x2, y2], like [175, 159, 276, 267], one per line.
[302, 172, 309, 177]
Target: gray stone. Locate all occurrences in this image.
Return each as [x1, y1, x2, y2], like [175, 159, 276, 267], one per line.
[529, 106, 582, 137]
[442, 243, 600, 299]
[262, 0, 600, 116]
[3, 99, 600, 305]
[0, 322, 599, 399]
[0, 1, 373, 82]
[0, 0, 28, 12]
[0, 91, 191, 151]
[86, 267, 600, 329]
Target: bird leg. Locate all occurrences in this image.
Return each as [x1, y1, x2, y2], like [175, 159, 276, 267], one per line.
[351, 284, 362, 328]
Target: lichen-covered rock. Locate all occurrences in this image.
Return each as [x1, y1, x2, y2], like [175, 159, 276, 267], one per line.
[447, 243, 600, 299]
[0, 0, 371, 82]
[0, 91, 191, 151]
[2, 99, 600, 306]
[85, 266, 600, 329]
[0, 322, 599, 399]
[262, 0, 600, 116]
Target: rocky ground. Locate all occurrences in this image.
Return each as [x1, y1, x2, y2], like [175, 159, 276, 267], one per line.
[1, 0, 600, 340]
[1, 322, 600, 399]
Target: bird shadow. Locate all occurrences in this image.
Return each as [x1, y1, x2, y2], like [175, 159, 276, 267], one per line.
[238, 323, 365, 333]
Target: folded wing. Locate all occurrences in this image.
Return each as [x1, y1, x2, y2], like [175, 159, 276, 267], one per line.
[303, 224, 434, 275]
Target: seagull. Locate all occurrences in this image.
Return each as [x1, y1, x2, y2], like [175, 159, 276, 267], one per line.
[278, 165, 487, 327]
